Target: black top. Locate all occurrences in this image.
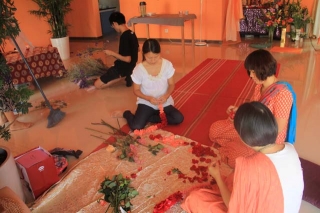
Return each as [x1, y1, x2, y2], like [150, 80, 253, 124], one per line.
[114, 30, 139, 76]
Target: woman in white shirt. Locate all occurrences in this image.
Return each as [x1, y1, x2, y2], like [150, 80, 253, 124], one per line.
[123, 39, 184, 130]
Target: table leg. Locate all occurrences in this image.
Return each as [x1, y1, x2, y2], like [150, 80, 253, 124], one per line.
[181, 25, 185, 70]
[191, 19, 195, 47]
[132, 24, 136, 33]
[191, 19, 195, 67]
[146, 24, 150, 39]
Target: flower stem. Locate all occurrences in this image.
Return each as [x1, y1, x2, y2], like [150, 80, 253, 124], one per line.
[90, 134, 108, 140]
[85, 127, 109, 134]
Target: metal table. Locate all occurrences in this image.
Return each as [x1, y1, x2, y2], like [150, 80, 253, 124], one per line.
[128, 14, 197, 62]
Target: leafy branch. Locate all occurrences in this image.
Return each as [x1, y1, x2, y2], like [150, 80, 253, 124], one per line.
[89, 120, 164, 162]
[98, 174, 139, 213]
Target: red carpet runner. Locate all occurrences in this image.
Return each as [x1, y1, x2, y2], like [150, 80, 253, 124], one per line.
[164, 58, 256, 146]
[92, 58, 279, 152]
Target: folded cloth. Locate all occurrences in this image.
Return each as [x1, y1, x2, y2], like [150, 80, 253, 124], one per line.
[50, 148, 83, 159]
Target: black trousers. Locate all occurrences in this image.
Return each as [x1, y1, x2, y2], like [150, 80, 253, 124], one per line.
[100, 66, 132, 84]
[124, 104, 184, 130]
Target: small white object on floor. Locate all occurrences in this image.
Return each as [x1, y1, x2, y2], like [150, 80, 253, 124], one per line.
[85, 85, 96, 92]
[120, 207, 127, 213]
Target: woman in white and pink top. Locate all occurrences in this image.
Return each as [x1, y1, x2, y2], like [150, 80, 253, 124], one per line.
[123, 39, 184, 130]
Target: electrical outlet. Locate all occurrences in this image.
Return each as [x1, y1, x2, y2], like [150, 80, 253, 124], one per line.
[164, 29, 169, 33]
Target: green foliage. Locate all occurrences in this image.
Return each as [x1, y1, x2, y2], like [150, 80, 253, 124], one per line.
[94, 120, 165, 162]
[284, 0, 313, 29]
[0, 124, 10, 141]
[148, 143, 164, 155]
[29, 0, 73, 38]
[0, 0, 33, 141]
[0, 0, 20, 50]
[98, 174, 139, 213]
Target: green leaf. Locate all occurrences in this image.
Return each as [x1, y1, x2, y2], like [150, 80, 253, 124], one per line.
[117, 174, 123, 180]
[108, 182, 117, 188]
[120, 194, 126, 200]
[132, 190, 139, 196]
[125, 201, 131, 208]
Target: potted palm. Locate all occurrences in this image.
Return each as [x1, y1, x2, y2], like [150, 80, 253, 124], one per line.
[29, 0, 73, 60]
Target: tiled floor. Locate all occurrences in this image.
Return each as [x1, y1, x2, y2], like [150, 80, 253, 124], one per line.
[1, 32, 320, 212]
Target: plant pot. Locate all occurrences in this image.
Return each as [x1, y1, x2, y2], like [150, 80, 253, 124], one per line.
[0, 146, 25, 201]
[295, 29, 302, 41]
[50, 36, 70, 60]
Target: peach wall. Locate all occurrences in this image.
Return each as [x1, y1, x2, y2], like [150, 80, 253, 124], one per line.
[66, 0, 102, 38]
[3, 0, 316, 52]
[119, 0, 225, 41]
[4, 0, 51, 51]
[4, 0, 102, 52]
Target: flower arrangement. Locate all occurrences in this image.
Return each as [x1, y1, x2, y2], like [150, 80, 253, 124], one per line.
[98, 173, 139, 213]
[283, 0, 312, 27]
[283, 0, 312, 40]
[258, 1, 293, 31]
[257, 1, 294, 43]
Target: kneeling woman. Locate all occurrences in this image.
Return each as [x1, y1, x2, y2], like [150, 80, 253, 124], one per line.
[123, 39, 184, 130]
[181, 102, 303, 213]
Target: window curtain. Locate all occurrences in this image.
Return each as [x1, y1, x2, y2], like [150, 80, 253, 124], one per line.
[313, 0, 320, 39]
[225, 0, 243, 41]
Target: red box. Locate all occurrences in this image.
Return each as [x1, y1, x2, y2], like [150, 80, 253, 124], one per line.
[15, 147, 59, 199]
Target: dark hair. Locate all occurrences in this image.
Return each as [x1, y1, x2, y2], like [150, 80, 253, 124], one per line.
[109, 12, 126, 25]
[244, 49, 277, 81]
[142, 39, 161, 61]
[234, 101, 278, 147]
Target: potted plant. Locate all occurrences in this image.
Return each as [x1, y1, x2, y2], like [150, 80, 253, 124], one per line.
[29, 0, 73, 60]
[1, 0, 33, 141]
[284, 0, 312, 41]
[257, 1, 292, 44]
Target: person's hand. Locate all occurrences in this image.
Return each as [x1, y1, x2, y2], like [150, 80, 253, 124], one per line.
[157, 95, 168, 104]
[104, 50, 114, 57]
[226, 105, 237, 115]
[149, 97, 160, 105]
[208, 160, 221, 180]
[226, 105, 238, 120]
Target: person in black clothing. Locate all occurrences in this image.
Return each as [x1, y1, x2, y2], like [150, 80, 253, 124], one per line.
[94, 12, 139, 89]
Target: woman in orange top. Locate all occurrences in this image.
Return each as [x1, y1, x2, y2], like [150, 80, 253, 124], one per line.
[209, 49, 296, 167]
[181, 102, 303, 213]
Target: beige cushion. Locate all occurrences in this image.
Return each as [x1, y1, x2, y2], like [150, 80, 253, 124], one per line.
[0, 187, 30, 213]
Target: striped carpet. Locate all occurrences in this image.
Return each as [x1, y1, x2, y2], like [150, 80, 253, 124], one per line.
[93, 58, 278, 152]
[164, 58, 257, 146]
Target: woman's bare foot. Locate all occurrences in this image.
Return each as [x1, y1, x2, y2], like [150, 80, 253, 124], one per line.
[9, 121, 33, 131]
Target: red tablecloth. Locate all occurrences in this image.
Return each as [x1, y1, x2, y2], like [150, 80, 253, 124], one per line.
[5, 47, 65, 85]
